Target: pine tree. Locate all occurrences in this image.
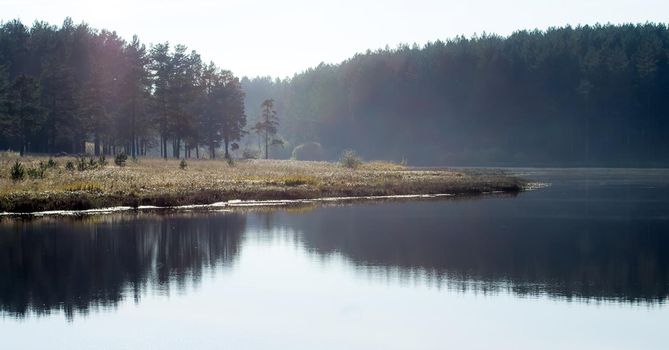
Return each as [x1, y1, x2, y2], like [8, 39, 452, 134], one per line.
[220, 74, 246, 159]
[121, 35, 151, 157]
[7, 75, 43, 156]
[252, 99, 282, 159]
[149, 42, 172, 159]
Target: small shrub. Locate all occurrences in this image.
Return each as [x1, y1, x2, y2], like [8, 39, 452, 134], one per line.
[88, 157, 98, 169]
[46, 158, 58, 168]
[179, 159, 187, 170]
[10, 161, 25, 181]
[339, 149, 363, 169]
[27, 166, 45, 179]
[76, 156, 88, 171]
[114, 153, 128, 167]
[98, 155, 108, 167]
[65, 160, 75, 171]
[226, 156, 235, 167]
[242, 148, 259, 159]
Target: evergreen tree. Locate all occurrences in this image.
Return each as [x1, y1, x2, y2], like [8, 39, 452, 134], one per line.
[252, 99, 281, 159]
[7, 75, 42, 155]
[220, 74, 246, 159]
[121, 35, 151, 157]
[0, 65, 10, 139]
[149, 42, 172, 159]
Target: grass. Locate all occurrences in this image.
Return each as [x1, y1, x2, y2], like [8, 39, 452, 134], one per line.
[0, 156, 527, 213]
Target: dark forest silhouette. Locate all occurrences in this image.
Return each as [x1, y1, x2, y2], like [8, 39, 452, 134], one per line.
[1, 20, 668, 165]
[244, 23, 669, 166]
[0, 18, 245, 159]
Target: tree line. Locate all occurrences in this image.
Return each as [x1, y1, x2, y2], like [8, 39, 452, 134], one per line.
[0, 18, 246, 159]
[2, 20, 668, 166]
[243, 23, 669, 166]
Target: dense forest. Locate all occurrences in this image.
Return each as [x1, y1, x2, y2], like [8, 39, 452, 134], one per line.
[244, 23, 669, 166]
[1, 19, 668, 166]
[0, 18, 245, 159]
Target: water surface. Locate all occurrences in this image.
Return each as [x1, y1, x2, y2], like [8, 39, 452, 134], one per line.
[1, 168, 668, 349]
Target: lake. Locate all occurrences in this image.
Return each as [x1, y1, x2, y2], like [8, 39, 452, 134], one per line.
[1, 168, 668, 349]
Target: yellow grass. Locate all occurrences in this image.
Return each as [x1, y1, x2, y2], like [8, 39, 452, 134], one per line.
[0, 156, 525, 212]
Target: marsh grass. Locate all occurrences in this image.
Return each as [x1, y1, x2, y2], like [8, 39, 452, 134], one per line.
[0, 156, 526, 212]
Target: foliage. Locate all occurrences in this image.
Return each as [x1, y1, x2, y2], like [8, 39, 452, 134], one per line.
[114, 153, 128, 167]
[10, 161, 24, 181]
[243, 23, 669, 166]
[26, 166, 45, 179]
[46, 158, 57, 168]
[0, 18, 245, 161]
[75, 156, 97, 171]
[242, 148, 260, 159]
[339, 149, 363, 169]
[200, 67, 247, 159]
[98, 155, 108, 167]
[65, 160, 75, 171]
[251, 99, 282, 159]
[4, 75, 43, 156]
[1, 19, 668, 166]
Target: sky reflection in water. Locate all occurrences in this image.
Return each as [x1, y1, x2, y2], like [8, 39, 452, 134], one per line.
[1, 168, 668, 349]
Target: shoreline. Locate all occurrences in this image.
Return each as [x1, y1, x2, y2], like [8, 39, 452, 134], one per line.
[0, 158, 529, 214]
[0, 190, 538, 218]
[0, 193, 460, 217]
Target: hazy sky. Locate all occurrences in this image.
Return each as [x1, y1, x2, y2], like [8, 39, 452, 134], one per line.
[2, 0, 667, 78]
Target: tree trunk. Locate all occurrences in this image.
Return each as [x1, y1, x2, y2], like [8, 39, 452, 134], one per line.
[224, 139, 230, 159]
[94, 133, 100, 156]
[131, 96, 136, 157]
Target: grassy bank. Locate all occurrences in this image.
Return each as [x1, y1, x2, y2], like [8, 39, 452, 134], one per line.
[0, 156, 527, 213]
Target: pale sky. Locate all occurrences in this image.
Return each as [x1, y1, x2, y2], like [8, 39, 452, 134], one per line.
[2, 0, 667, 78]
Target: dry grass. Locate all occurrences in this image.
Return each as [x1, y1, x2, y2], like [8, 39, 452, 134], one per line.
[0, 156, 526, 212]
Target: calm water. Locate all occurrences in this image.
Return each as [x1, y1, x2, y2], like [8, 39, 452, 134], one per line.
[1, 168, 668, 349]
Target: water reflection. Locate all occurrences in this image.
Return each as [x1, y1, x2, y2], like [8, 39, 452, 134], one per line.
[0, 212, 244, 319]
[256, 168, 669, 304]
[285, 201, 669, 303]
[1, 168, 668, 319]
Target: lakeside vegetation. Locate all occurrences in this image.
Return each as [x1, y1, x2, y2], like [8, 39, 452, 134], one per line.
[0, 155, 525, 213]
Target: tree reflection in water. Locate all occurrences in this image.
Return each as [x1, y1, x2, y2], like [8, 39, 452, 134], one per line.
[1, 189, 668, 319]
[256, 199, 669, 304]
[0, 212, 245, 319]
